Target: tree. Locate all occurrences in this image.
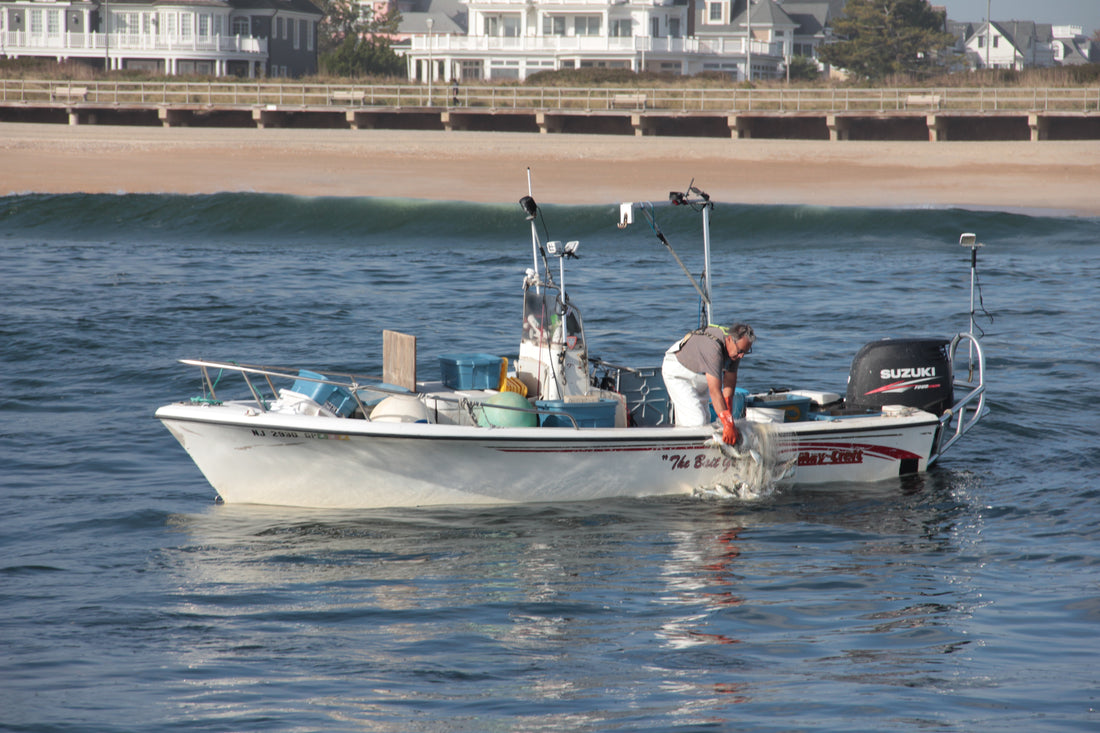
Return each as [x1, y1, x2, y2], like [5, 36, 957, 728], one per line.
[817, 0, 956, 80]
[785, 55, 821, 81]
[316, 0, 403, 76]
[322, 34, 405, 77]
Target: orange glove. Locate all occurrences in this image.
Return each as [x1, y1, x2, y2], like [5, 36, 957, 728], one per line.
[718, 410, 739, 446]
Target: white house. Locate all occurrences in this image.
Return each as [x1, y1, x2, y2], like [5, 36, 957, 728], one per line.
[961, 20, 1056, 70]
[1050, 25, 1098, 66]
[397, 0, 836, 82]
[0, 0, 322, 77]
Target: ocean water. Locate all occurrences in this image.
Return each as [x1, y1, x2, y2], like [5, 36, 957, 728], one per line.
[1, 193, 1098, 732]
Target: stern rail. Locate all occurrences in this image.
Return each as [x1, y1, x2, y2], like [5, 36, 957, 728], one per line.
[929, 333, 988, 464]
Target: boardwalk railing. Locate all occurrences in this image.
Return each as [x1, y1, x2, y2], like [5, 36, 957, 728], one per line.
[2, 79, 1099, 113]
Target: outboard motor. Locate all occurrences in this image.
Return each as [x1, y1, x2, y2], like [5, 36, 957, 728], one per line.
[846, 338, 953, 416]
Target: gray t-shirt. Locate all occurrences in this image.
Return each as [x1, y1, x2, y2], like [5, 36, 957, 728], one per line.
[675, 326, 738, 380]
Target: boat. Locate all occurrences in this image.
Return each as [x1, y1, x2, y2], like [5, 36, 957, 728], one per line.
[156, 184, 988, 509]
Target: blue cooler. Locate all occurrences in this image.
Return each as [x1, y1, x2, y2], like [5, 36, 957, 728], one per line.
[709, 387, 749, 421]
[291, 369, 357, 417]
[535, 399, 618, 428]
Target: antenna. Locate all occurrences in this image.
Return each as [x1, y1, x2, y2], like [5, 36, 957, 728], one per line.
[959, 232, 983, 338]
[959, 232, 985, 379]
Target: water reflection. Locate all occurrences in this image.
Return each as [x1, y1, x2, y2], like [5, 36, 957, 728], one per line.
[161, 476, 979, 730]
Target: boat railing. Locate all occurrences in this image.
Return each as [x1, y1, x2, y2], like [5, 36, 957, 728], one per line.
[177, 358, 583, 428]
[179, 358, 390, 416]
[931, 333, 988, 463]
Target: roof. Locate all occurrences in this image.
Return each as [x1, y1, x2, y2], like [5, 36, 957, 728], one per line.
[396, 0, 466, 35]
[733, 0, 798, 30]
[696, 0, 819, 34]
[778, 2, 831, 36]
[1056, 38, 1097, 65]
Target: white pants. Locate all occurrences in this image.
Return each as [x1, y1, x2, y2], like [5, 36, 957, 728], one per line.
[662, 345, 711, 426]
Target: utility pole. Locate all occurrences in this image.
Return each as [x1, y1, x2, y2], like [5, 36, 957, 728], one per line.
[985, 0, 991, 69]
[745, 0, 752, 83]
[426, 17, 433, 106]
[103, 0, 110, 70]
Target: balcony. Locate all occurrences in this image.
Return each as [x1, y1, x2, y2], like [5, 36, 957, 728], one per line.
[0, 31, 268, 57]
[411, 34, 780, 57]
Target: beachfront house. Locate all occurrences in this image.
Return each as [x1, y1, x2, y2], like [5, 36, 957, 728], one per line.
[958, 20, 1052, 70]
[0, 0, 322, 77]
[951, 20, 1097, 71]
[396, 0, 842, 83]
[1050, 26, 1099, 66]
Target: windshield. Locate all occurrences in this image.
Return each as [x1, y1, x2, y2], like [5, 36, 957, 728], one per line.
[522, 282, 585, 352]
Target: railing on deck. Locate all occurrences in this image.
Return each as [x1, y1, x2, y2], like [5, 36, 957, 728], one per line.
[0, 32, 266, 55]
[179, 359, 579, 428]
[1, 79, 1098, 113]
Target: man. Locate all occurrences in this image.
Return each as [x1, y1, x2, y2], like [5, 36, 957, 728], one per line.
[662, 323, 755, 444]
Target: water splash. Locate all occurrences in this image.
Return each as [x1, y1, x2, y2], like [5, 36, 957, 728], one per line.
[697, 421, 796, 501]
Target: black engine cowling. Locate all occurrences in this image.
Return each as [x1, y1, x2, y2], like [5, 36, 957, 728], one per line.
[845, 338, 953, 416]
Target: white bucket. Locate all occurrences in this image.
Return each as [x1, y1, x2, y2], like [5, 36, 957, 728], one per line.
[746, 406, 785, 424]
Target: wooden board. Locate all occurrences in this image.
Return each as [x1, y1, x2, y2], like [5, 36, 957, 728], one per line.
[383, 330, 417, 392]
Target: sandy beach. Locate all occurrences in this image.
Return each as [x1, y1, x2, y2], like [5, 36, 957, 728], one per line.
[2, 122, 1098, 215]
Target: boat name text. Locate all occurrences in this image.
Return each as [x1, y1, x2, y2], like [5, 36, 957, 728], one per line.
[661, 453, 737, 471]
[798, 448, 863, 466]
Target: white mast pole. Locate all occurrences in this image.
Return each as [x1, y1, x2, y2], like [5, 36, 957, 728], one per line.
[702, 203, 712, 326]
[526, 167, 540, 290]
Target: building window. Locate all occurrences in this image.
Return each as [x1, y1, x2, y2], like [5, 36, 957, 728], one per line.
[485, 15, 519, 37]
[707, 1, 724, 23]
[293, 18, 300, 49]
[610, 19, 630, 37]
[651, 17, 659, 37]
[30, 9, 42, 34]
[574, 15, 600, 36]
[490, 59, 520, 80]
[460, 60, 482, 78]
[669, 18, 680, 37]
[993, 36, 999, 48]
[307, 20, 313, 50]
[543, 16, 565, 36]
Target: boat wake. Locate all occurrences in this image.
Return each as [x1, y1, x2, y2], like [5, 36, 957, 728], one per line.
[698, 422, 796, 501]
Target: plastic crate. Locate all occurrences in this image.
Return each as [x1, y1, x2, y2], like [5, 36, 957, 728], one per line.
[439, 353, 502, 390]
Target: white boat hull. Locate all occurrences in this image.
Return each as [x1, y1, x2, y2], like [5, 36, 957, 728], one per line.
[157, 401, 941, 509]
[155, 191, 988, 509]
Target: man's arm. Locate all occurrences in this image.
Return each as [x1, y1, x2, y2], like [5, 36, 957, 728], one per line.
[723, 368, 738, 409]
[707, 373, 726, 421]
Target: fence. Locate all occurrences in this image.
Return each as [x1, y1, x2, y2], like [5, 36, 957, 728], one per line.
[2, 79, 1099, 113]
